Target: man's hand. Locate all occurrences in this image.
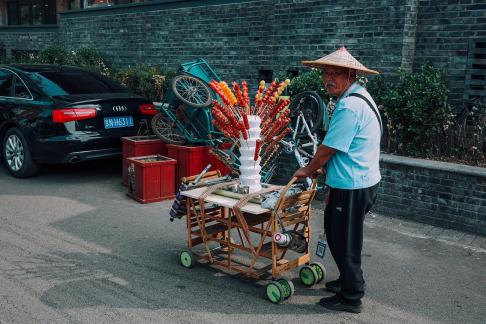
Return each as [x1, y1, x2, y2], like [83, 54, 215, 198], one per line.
[293, 167, 324, 179]
[311, 168, 324, 178]
[291, 144, 336, 179]
[293, 167, 311, 178]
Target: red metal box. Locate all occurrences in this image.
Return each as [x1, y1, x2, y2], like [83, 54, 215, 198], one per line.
[122, 136, 167, 186]
[126, 155, 176, 203]
[166, 144, 211, 183]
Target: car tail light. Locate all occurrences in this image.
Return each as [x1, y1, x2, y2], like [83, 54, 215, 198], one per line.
[52, 108, 97, 123]
[139, 103, 158, 116]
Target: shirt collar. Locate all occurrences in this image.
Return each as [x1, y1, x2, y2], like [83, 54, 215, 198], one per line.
[337, 81, 360, 102]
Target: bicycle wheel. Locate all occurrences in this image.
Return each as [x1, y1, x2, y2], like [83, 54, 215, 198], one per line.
[288, 91, 324, 134]
[172, 74, 213, 108]
[151, 112, 187, 145]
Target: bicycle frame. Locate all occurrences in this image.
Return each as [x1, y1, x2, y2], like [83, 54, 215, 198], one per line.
[280, 111, 320, 188]
[180, 58, 222, 84]
[156, 103, 223, 145]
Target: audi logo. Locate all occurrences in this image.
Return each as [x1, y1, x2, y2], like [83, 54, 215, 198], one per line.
[113, 105, 127, 112]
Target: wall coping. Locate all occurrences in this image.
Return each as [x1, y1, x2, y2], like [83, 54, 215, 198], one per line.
[59, 0, 256, 17]
[381, 153, 486, 179]
[0, 25, 58, 32]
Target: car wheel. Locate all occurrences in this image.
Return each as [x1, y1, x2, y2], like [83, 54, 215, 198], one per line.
[2, 128, 40, 178]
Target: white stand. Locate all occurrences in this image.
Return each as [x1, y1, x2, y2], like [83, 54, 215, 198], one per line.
[239, 115, 262, 193]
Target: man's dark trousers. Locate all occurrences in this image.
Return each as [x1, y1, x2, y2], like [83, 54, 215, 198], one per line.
[324, 183, 379, 303]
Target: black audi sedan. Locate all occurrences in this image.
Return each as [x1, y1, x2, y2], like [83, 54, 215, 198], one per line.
[0, 64, 158, 177]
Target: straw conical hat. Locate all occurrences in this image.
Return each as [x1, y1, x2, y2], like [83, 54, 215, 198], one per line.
[302, 47, 379, 74]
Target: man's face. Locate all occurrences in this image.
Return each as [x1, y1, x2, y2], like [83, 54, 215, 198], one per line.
[322, 66, 355, 97]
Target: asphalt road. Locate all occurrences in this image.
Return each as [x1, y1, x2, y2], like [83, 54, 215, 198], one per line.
[0, 159, 485, 324]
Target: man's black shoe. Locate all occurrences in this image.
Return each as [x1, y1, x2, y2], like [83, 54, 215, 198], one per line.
[325, 279, 341, 293]
[319, 295, 362, 314]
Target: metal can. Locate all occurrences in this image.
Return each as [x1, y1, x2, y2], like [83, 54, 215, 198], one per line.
[273, 232, 291, 247]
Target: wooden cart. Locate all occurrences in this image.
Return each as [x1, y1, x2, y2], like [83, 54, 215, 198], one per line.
[179, 176, 325, 303]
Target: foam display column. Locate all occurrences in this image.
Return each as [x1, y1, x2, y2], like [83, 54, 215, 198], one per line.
[238, 115, 262, 193]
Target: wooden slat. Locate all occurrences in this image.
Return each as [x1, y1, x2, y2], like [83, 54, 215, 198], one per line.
[181, 170, 220, 184]
[259, 242, 284, 259]
[280, 205, 309, 216]
[273, 255, 310, 276]
[181, 187, 270, 215]
[189, 218, 213, 227]
[191, 237, 203, 246]
[191, 223, 226, 236]
[281, 211, 306, 223]
[281, 196, 313, 210]
[242, 212, 270, 227]
[283, 217, 308, 227]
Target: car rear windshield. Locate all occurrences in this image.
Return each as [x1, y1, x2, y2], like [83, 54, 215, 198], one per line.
[27, 70, 126, 96]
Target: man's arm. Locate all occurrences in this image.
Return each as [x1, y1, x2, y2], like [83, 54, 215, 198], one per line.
[293, 144, 336, 178]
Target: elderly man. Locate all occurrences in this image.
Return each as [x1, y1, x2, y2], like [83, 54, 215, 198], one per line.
[294, 47, 382, 313]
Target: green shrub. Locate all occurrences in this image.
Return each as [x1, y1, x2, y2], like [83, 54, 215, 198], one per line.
[283, 69, 329, 102]
[447, 99, 486, 166]
[367, 64, 455, 157]
[112, 65, 176, 101]
[10, 46, 111, 76]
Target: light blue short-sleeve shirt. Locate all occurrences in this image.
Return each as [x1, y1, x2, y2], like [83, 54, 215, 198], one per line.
[322, 82, 381, 189]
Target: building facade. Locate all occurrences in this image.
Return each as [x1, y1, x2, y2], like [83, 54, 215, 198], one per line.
[0, 0, 485, 106]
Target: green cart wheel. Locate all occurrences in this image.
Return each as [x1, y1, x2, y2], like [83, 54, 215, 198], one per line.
[266, 281, 285, 304]
[310, 262, 326, 283]
[180, 250, 196, 268]
[299, 265, 318, 287]
[277, 277, 295, 299]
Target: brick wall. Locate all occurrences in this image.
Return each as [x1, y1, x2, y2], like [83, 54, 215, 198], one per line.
[414, 0, 486, 106]
[56, 0, 408, 83]
[0, 27, 60, 58]
[1, 1, 485, 102]
[375, 154, 485, 235]
[275, 153, 486, 235]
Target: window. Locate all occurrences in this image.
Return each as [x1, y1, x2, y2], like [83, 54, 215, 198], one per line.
[68, 0, 80, 10]
[68, 0, 139, 10]
[13, 77, 32, 99]
[465, 40, 486, 104]
[258, 69, 273, 83]
[0, 48, 6, 64]
[6, 0, 56, 25]
[84, 0, 113, 8]
[0, 70, 13, 97]
[6, 2, 19, 25]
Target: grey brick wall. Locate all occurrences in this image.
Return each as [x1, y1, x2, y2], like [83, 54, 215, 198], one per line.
[58, 0, 409, 83]
[414, 0, 486, 106]
[275, 153, 486, 235]
[2, 1, 485, 103]
[375, 155, 486, 235]
[0, 26, 60, 58]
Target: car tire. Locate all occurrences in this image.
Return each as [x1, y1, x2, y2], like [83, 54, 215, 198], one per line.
[2, 127, 40, 178]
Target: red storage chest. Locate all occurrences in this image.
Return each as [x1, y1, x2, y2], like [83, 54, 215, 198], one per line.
[166, 144, 210, 183]
[122, 136, 167, 186]
[126, 155, 176, 204]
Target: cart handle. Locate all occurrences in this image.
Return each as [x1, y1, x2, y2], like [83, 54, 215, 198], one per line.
[274, 177, 318, 209]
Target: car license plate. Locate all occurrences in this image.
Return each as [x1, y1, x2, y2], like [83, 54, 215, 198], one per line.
[104, 116, 134, 129]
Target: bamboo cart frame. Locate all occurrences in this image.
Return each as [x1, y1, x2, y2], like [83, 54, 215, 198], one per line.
[179, 176, 321, 283]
